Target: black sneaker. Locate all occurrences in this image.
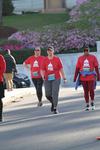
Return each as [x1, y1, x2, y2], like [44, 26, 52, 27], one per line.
[53, 108, 58, 114]
[0, 116, 2, 122]
[37, 101, 43, 107]
[85, 104, 89, 111]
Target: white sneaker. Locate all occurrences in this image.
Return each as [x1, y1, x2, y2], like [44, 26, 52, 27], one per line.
[91, 102, 95, 110]
[91, 105, 95, 110]
[85, 105, 89, 111]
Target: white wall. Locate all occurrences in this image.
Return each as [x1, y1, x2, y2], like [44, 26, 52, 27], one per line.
[65, 0, 76, 9]
[12, 0, 44, 14]
[16, 50, 100, 87]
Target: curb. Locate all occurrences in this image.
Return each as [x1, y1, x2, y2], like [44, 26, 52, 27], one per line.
[2, 87, 35, 106]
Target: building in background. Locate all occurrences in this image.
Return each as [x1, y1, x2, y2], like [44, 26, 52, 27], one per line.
[12, 0, 78, 14]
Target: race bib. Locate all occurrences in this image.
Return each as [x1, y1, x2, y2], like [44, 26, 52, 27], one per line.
[33, 72, 39, 77]
[48, 74, 55, 81]
[83, 68, 90, 72]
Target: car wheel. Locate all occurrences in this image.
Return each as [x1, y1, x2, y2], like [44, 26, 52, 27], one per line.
[13, 82, 19, 88]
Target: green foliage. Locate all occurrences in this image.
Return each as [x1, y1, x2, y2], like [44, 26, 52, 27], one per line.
[0, 47, 47, 64]
[0, 39, 21, 45]
[2, 0, 14, 16]
[3, 13, 69, 31]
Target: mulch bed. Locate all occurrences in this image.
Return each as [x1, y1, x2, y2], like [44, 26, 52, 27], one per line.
[0, 26, 17, 39]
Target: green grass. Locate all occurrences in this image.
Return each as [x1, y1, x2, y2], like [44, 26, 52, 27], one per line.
[3, 13, 69, 31]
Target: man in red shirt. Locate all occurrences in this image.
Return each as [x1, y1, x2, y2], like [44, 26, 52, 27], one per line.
[23, 47, 44, 106]
[0, 54, 6, 121]
[41, 46, 66, 114]
[74, 47, 99, 110]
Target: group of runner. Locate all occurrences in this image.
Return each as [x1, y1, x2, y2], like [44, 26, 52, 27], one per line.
[0, 46, 99, 121]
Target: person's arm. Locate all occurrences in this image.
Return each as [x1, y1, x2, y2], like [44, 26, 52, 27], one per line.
[40, 70, 45, 80]
[60, 68, 67, 83]
[12, 56, 17, 73]
[73, 58, 80, 82]
[95, 66, 100, 81]
[23, 62, 31, 69]
[73, 67, 79, 82]
[0, 55, 6, 81]
[0, 55, 6, 74]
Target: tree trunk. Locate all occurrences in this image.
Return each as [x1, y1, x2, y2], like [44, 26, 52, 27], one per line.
[0, 0, 3, 25]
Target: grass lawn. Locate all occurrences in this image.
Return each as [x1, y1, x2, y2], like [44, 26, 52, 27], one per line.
[3, 13, 69, 31]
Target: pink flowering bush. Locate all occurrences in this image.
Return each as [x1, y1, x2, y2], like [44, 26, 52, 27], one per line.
[8, 27, 99, 53]
[76, 0, 89, 5]
[8, 31, 41, 49]
[69, 0, 90, 21]
[40, 28, 98, 52]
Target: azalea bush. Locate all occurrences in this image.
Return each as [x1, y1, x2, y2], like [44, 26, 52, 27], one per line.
[7, 27, 99, 53]
[40, 28, 98, 52]
[76, 0, 89, 5]
[8, 31, 41, 49]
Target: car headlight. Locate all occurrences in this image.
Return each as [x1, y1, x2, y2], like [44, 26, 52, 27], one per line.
[21, 81, 26, 85]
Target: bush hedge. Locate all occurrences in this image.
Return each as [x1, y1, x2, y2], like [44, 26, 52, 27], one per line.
[0, 48, 48, 64]
[0, 46, 97, 64]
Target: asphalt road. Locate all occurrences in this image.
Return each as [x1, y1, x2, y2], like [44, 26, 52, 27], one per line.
[0, 87, 100, 150]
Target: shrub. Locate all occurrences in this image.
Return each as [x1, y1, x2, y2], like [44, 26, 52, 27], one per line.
[2, 0, 14, 16]
[8, 31, 41, 48]
[8, 28, 99, 54]
[0, 39, 23, 50]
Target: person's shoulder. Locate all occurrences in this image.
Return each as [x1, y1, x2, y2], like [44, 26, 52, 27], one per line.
[89, 54, 96, 57]
[78, 55, 84, 59]
[43, 56, 49, 62]
[39, 56, 45, 59]
[89, 54, 97, 59]
[0, 54, 4, 59]
[0, 54, 3, 57]
[54, 55, 59, 59]
[27, 55, 34, 60]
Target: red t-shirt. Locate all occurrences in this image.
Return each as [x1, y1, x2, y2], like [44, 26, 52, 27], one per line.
[76, 54, 99, 81]
[0, 55, 6, 82]
[24, 56, 44, 79]
[42, 56, 63, 80]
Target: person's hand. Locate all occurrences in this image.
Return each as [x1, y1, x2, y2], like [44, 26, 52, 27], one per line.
[63, 78, 67, 84]
[73, 79, 76, 82]
[97, 76, 100, 81]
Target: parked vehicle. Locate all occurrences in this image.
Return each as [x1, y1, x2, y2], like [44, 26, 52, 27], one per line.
[4, 73, 31, 88]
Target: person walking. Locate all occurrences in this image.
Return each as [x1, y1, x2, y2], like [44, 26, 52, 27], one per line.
[41, 46, 67, 114]
[74, 47, 100, 111]
[4, 49, 17, 91]
[23, 47, 44, 106]
[0, 54, 6, 121]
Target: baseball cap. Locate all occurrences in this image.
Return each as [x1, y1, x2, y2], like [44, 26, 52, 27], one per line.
[34, 47, 41, 51]
[47, 46, 54, 52]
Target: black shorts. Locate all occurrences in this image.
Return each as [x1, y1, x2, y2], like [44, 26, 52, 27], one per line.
[0, 82, 5, 99]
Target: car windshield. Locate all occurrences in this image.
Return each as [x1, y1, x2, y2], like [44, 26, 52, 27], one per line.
[15, 73, 27, 78]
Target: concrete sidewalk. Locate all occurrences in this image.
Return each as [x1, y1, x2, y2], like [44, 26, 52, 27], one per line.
[2, 85, 100, 106]
[2, 87, 35, 106]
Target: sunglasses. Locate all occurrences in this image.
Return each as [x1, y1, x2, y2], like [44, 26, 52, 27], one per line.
[84, 49, 89, 52]
[35, 49, 40, 51]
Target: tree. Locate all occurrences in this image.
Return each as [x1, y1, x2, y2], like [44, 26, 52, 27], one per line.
[2, 0, 14, 16]
[0, 0, 3, 25]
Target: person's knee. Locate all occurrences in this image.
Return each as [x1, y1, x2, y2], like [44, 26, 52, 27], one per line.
[46, 95, 52, 100]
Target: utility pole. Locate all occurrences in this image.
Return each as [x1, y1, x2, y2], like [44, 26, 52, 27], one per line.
[0, 0, 3, 25]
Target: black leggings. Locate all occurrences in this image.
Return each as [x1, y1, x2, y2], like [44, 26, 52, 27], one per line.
[32, 78, 43, 102]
